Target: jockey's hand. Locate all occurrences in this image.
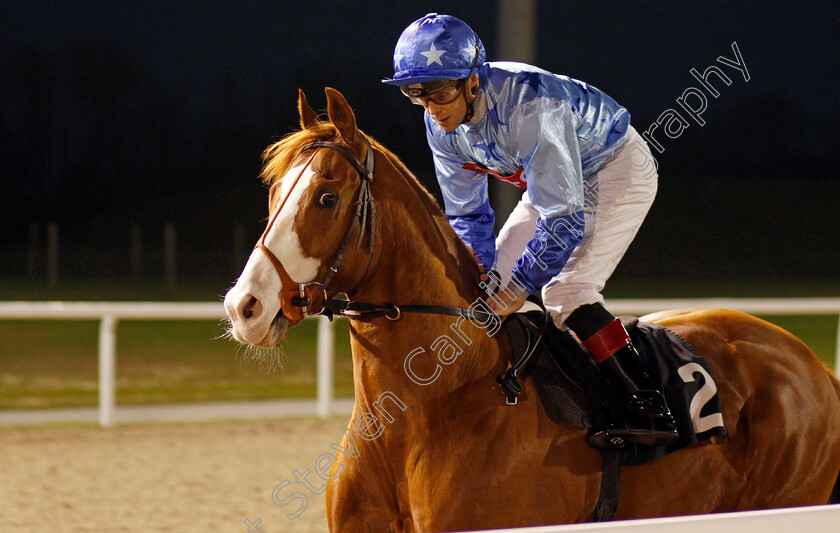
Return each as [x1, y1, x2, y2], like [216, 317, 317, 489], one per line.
[486, 281, 529, 317]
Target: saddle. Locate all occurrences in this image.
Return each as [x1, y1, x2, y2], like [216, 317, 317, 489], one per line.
[503, 303, 726, 466]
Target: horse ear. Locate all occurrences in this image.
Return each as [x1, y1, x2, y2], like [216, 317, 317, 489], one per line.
[298, 89, 318, 129]
[325, 87, 359, 144]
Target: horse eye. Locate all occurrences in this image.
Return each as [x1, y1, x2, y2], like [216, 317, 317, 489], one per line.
[317, 191, 338, 208]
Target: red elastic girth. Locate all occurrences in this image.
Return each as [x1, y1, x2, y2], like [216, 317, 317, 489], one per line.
[581, 318, 632, 363]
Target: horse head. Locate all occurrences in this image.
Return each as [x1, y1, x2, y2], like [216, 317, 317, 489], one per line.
[224, 88, 380, 349]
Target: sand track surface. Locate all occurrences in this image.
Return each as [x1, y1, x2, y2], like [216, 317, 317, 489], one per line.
[0, 418, 350, 532]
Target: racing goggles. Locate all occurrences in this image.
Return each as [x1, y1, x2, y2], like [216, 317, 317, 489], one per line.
[401, 44, 480, 106]
[401, 78, 467, 106]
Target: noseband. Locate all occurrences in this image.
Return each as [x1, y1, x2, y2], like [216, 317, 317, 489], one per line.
[255, 138, 376, 320]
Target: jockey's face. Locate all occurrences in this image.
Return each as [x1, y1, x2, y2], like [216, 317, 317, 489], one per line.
[403, 75, 479, 132]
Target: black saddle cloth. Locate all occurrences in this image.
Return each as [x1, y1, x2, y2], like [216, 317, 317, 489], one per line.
[505, 310, 726, 465]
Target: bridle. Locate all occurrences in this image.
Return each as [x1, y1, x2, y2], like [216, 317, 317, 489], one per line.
[254, 137, 376, 322]
[254, 134, 495, 324]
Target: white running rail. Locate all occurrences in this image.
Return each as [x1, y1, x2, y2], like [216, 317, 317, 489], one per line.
[1, 298, 839, 427]
[461, 504, 840, 532]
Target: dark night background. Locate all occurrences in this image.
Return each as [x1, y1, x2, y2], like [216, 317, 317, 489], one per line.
[1, 1, 838, 290]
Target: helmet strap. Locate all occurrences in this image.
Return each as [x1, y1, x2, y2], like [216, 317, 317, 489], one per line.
[463, 104, 475, 124]
[461, 82, 476, 124]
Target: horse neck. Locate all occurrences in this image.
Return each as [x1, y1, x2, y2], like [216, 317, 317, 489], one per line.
[345, 152, 508, 410]
[349, 148, 481, 309]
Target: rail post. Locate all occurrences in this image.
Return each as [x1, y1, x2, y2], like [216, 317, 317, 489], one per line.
[98, 314, 118, 427]
[317, 315, 334, 418]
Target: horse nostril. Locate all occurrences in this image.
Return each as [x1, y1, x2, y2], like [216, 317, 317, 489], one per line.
[243, 296, 257, 319]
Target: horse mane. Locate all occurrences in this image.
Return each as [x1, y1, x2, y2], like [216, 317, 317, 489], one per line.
[260, 122, 338, 186]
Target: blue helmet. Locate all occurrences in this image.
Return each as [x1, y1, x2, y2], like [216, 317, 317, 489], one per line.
[382, 13, 486, 86]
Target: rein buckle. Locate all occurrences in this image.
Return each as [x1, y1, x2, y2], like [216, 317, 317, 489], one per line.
[385, 305, 402, 321]
[497, 368, 522, 405]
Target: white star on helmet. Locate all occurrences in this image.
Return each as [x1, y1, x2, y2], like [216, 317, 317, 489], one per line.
[420, 43, 446, 66]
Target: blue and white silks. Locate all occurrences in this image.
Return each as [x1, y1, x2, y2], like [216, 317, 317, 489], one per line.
[425, 61, 631, 293]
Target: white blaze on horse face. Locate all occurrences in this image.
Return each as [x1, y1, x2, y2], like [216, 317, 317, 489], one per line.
[261, 163, 322, 282]
[224, 162, 322, 345]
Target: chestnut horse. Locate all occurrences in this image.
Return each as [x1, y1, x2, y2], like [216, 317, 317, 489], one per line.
[224, 87, 840, 532]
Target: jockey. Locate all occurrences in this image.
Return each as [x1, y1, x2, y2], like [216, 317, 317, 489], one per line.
[383, 13, 678, 449]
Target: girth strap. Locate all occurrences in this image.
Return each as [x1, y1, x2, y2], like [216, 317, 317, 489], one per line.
[592, 450, 621, 521]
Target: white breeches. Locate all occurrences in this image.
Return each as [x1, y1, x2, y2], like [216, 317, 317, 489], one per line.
[494, 126, 659, 327]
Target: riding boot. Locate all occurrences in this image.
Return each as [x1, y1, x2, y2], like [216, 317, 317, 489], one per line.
[566, 305, 679, 450]
[588, 342, 680, 450]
